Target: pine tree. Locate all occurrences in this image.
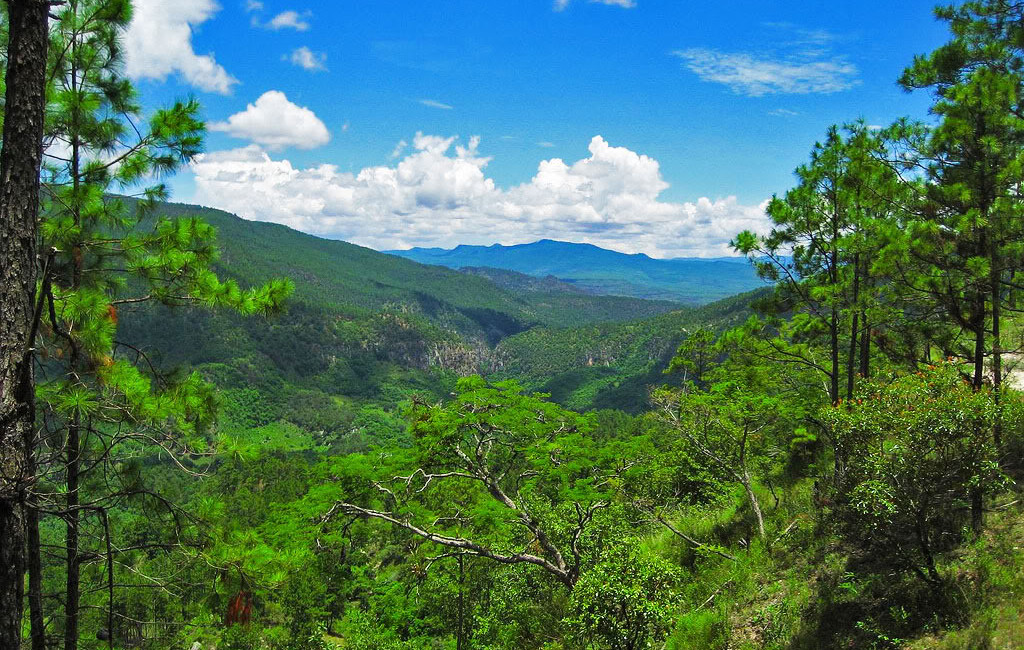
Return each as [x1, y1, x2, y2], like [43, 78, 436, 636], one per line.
[898, 0, 1024, 448]
[17, 1, 291, 647]
[733, 124, 897, 405]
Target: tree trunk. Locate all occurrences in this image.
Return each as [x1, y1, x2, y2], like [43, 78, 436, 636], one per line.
[846, 254, 861, 401]
[859, 308, 870, 379]
[972, 305, 985, 390]
[858, 256, 870, 379]
[991, 264, 1003, 449]
[27, 504, 46, 650]
[741, 474, 766, 541]
[65, 26, 85, 645]
[970, 302, 986, 533]
[0, 1, 51, 646]
[65, 414, 82, 650]
[830, 307, 840, 405]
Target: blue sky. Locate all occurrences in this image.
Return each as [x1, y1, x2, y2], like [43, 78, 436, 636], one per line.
[123, 0, 950, 257]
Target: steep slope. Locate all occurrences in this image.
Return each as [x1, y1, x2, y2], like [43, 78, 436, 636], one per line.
[151, 202, 681, 334]
[387, 239, 765, 304]
[495, 289, 764, 412]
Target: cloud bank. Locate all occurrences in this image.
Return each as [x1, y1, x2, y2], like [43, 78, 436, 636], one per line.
[190, 134, 770, 258]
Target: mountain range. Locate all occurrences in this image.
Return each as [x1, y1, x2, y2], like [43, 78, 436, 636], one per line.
[385, 239, 765, 304]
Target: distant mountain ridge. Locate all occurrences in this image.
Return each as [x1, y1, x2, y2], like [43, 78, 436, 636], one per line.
[385, 239, 765, 304]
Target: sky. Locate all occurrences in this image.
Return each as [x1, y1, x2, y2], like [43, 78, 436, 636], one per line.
[122, 0, 950, 258]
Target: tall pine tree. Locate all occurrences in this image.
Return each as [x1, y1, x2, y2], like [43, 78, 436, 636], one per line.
[15, 1, 291, 647]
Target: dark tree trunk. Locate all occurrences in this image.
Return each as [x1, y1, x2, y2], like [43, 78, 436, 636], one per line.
[972, 305, 985, 391]
[846, 253, 861, 401]
[65, 414, 82, 650]
[859, 308, 870, 379]
[991, 264, 1002, 449]
[830, 307, 840, 405]
[858, 255, 870, 379]
[0, 1, 50, 646]
[27, 503, 45, 650]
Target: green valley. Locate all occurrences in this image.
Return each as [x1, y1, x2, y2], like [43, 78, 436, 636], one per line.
[2, 2, 1024, 650]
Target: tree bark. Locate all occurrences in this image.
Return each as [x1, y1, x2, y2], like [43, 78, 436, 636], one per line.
[27, 503, 45, 650]
[830, 307, 840, 405]
[858, 308, 870, 379]
[741, 474, 766, 541]
[991, 263, 1003, 449]
[0, 1, 50, 646]
[846, 254, 861, 401]
[65, 414, 82, 650]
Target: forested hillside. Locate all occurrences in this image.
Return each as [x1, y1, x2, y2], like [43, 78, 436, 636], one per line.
[1, 2, 1024, 650]
[149, 202, 683, 336]
[116, 199, 718, 457]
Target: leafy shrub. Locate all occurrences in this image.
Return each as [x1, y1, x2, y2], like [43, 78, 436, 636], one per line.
[568, 547, 683, 650]
[826, 365, 1007, 585]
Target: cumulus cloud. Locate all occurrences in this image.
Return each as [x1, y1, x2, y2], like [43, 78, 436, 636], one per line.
[190, 134, 770, 257]
[209, 91, 330, 150]
[555, 0, 636, 10]
[286, 46, 327, 71]
[265, 10, 311, 31]
[123, 0, 238, 94]
[674, 47, 858, 96]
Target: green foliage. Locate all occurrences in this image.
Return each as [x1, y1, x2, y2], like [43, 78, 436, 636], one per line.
[668, 609, 729, 650]
[218, 625, 264, 650]
[827, 364, 1007, 585]
[498, 289, 759, 412]
[9, 2, 1024, 650]
[568, 546, 683, 650]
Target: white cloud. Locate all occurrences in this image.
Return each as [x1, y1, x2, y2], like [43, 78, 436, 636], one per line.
[265, 10, 311, 31]
[245, 0, 263, 11]
[674, 48, 858, 96]
[190, 134, 771, 257]
[419, 99, 454, 110]
[286, 46, 327, 71]
[390, 139, 409, 159]
[537, 141, 556, 148]
[209, 91, 330, 150]
[555, 0, 636, 10]
[123, 0, 238, 94]
[768, 108, 800, 117]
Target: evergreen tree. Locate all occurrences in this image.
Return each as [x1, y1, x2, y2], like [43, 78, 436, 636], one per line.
[733, 124, 897, 405]
[11, 1, 291, 647]
[899, 0, 1024, 410]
